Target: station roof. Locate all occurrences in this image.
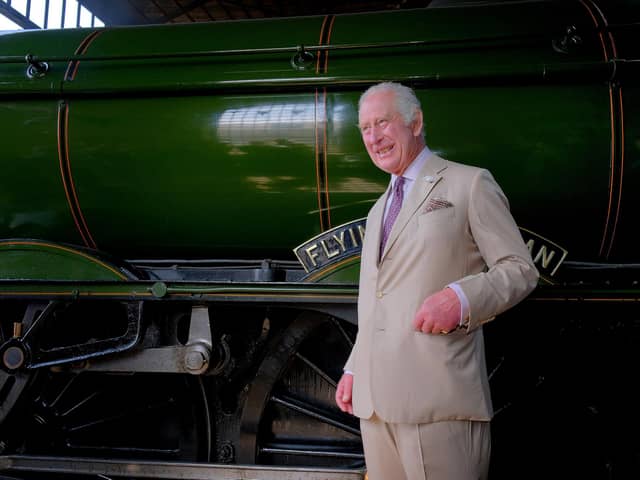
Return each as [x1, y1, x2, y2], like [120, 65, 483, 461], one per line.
[2, 0, 630, 30]
[76, 0, 507, 25]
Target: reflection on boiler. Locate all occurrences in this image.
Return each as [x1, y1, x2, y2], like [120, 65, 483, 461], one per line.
[217, 102, 315, 147]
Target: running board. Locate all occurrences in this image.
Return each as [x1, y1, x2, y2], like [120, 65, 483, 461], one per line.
[0, 455, 366, 479]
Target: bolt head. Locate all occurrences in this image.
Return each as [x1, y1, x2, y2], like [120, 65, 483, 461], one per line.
[185, 350, 207, 371]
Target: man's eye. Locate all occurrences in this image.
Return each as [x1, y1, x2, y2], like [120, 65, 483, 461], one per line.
[360, 126, 370, 134]
[377, 119, 388, 128]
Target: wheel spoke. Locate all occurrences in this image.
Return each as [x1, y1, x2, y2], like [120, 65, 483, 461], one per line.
[331, 317, 354, 349]
[65, 444, 181, 455]
[59, 391, 101, 418]
[295, 352, 337, 388]
[67, 398, 176, 432]
[260, 443, 364, 460]
[43, 373, 81, 409]
[0, 373, 28, 424]
[270, 393, 360, 436]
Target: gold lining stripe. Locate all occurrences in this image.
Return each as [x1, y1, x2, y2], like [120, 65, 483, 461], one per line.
[58, 31, 104, 248]
[314, 89, 325, 230]
[606, 86, 624, 258]
[579, 0, 622, 259]
[313, 15, 336, 232]
[57, 101, 97, 249]
[323, 15, 336, 73]
[63, 103, 97, 248]
[314, 17, 329, 231]
[57, 102, 87, 246]
[604, 28, 622, 257]
[579, 0, 609, 60]
[607, 30, 618, 57]
[64, 30, 103, 81]
[321, 16, 336, 229]
[315, 15, 329, 73]
[599, 84, 616, 256]
[579, 0, 613, 256]
[305, 255, 361, 282]
[322, 87, 331, 228]
[168, 292, 356, 299]
[0, 291, 355, 301]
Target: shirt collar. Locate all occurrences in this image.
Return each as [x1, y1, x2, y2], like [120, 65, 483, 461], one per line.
[391, 145, 431, 185]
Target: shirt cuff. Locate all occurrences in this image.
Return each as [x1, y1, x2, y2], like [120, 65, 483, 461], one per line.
[447, 283, 470, 326]
[343, 370, 354, 376]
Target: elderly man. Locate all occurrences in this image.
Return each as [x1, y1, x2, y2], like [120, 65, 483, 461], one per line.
[335, 82, 539, 480]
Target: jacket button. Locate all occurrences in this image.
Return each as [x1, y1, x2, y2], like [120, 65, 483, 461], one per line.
[376, 291, 383, 298]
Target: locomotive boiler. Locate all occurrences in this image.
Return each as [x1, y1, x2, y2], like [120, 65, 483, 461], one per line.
[1, 0, 639, 478]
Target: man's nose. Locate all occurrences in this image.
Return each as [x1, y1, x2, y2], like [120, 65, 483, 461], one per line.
[367, 127, 384, 142]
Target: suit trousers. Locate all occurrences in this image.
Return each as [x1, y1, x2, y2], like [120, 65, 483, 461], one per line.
[360, 413, 490, 480]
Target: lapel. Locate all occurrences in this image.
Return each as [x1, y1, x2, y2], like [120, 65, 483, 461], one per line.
[379, 154, 448, 264]
[366, 187, 390, 267]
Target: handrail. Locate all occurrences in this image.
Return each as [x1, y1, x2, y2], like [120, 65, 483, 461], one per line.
[0, 60, 632, 98]
[0, 33, 545, 65]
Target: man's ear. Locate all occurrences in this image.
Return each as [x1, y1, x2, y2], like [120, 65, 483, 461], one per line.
[412, 110, 424, 137]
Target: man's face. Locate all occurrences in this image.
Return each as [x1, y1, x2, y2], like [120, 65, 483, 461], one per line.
[358, 90, 424, 176]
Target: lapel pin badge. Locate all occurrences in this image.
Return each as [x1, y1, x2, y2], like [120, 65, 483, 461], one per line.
[424, 175, 435, 183]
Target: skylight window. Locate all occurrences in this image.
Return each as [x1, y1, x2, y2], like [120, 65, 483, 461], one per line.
[0, 0, 104, 30]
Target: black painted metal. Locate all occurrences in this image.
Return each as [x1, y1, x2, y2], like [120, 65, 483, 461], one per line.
[24, 301, 143, 370]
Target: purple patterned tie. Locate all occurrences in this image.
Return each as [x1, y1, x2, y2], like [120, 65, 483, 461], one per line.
[380, 176, 405, 257]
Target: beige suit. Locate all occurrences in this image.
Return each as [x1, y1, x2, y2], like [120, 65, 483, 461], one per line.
[344, 153, 538, 424]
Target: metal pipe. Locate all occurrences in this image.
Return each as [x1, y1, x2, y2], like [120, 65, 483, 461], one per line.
[0, 34, 544, 64]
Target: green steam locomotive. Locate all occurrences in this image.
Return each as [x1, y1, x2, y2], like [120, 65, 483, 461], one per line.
[1, 0, 639, 478]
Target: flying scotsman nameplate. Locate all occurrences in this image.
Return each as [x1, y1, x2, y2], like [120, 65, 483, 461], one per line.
[294, 219, 567, 284]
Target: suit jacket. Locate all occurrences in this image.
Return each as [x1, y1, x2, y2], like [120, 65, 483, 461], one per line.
[344, 154, 539, 424]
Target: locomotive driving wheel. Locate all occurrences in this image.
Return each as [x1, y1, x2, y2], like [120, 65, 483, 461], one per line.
[0, 302, 39, 435]
[0, 369, 211, 463]
[239, 312, 364, 469]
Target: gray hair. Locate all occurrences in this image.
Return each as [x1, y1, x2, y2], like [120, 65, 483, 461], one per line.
[358, 82, 423, 131]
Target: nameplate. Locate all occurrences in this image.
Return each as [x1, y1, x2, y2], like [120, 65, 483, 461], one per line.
[520, 227, 568, 279]
[294, 219, 366, 274]
[294, 220, 567, 283]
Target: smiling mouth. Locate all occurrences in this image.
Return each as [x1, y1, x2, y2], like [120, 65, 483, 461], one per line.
[377, 145, 394, 156]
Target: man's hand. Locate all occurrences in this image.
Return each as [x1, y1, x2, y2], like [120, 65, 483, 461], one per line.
[413, 287, 461, 335]
[335, 373, 354, 415]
